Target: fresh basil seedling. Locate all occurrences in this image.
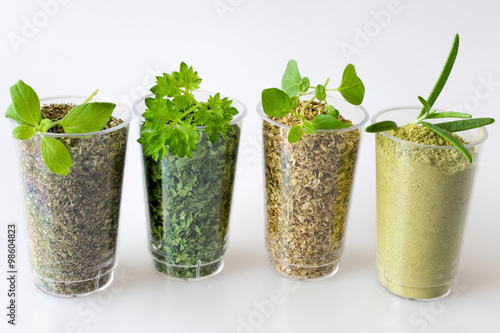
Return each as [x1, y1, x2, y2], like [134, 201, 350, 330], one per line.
[5, 80, 116, 175]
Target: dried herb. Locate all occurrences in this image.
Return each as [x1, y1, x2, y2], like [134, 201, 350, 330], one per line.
[365, 34, 495, 162]
[261, 60, 365, 143]
[18, 103, 128, 295]
[376, 122, 479, 299]
[144, 125, 240, 279]
[138, 63, 242, 279]
[263, 101, 361, 279]
[5, 80, 116, 175]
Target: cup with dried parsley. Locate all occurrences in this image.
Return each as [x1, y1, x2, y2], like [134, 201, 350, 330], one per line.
[258, 96, 368, 280]
[14, 95, 131, 297]
[134, 86, 247, 280]
[373, 107, 487, 300]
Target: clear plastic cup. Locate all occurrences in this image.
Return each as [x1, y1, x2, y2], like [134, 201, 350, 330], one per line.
[133, 91, 247, 280]
[373, 106, 487, 300]
[16, 96, 131, 297]
[257, 96, 368, 280]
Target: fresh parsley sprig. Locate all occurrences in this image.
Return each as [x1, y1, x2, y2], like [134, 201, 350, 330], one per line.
[5, 80, 116, 175]
[261, 60, 365, 143]
[137, 62, 238, 161]
[365, 34, 494, 163]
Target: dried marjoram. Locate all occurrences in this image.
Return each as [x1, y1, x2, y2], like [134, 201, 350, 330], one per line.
[18, 102, 128, 296]
[263, 101, 361, 279]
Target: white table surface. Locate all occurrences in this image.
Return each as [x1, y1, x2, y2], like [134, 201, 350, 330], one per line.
[1, 0, 500, 332]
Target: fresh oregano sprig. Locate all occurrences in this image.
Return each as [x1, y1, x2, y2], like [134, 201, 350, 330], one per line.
[137, 62, 238, 161]
[365, 34, 494, 163]
[5, 80, 116, 175]
[261, 60, 365, 143]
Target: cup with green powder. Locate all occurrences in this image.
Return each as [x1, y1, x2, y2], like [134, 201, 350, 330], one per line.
[373, 106, 488, 300]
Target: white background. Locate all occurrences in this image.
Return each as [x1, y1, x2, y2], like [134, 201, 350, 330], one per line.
[1, 0, 500, 332]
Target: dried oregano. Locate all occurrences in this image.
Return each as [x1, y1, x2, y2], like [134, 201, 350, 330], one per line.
[261, 61, 365, 279]
[263, 101, 361, 279]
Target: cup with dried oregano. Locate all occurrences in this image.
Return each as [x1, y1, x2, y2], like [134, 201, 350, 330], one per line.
[10, 92, 131, 297]
[258, 96, 368, 280]
[134, 66, 247, 280]
[373, 106, 487, 300]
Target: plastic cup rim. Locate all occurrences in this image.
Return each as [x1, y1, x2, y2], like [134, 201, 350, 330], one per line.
[256, 95, 369, 133]
[9, 95, 132, 138]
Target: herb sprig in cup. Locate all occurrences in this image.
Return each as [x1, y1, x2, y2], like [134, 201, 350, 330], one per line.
[138, 62, 238, 160]
[5, 80, 116, 175]
[365, 34, 495, 162]
[261, 60, 365, 142]
[137, 63, 243, 279]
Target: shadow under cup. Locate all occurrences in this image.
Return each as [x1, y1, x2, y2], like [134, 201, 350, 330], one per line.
[374, 106, 487, 300]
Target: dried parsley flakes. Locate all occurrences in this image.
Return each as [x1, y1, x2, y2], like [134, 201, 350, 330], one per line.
[144, 125, 240, 279]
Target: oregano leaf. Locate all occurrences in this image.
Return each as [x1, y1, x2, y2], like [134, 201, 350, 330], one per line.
[288, 125, 303, 143]
[261, 88, 292, 117]
[281, 60, 302, 97]
[337, 64, 365, 105]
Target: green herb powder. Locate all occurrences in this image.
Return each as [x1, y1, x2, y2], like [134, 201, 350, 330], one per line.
[376, 124, 478, 299]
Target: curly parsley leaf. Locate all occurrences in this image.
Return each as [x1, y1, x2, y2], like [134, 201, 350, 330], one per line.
[139, 63, 238, 160]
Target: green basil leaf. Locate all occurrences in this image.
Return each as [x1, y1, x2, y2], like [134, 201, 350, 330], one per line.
[41, 136, 73, 175]
[312, 114, 350, 129]
[61, 102, 116, 134]
[299, 77, 310, 93]
[315, 84, 326, 101]
[291, 96, 300, 109]
[281, 60, 301, 97]
[365, 120, 398, 133]
[426, 112, 472, 119]
[287, 125, 303, 143]
[9, 80, 40, 126]
[420, 121, 471, 163]
[337, 64, 365, 105]
[12, 125, 36, 140]
[5, 103, 30, 126]
[325, 104, 339, 117]
[303, 120, 316, 134]
[434, 118, 495, 132]
[39, 119, 54, 133]
[261, 88, 292, 117]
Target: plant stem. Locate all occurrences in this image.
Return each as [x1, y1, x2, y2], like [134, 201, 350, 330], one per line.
[82, 90, 99, 104]
[178, 102, 200, 121]
[300, 97, 316, 116]
[324, 77, 330, 89]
